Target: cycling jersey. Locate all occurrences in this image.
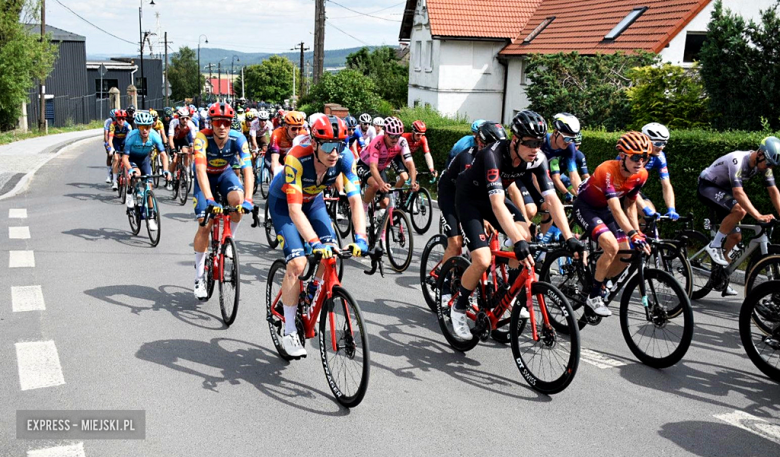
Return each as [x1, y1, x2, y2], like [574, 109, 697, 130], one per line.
[402, 133, 430, 156]
[551, 150, 589, 176]
[109, 121, 132, 140]
[439, 145, 477, 238]
[614, 150, 669, 179]
[699, 150, 775, 188]
[447, 135, 475, 167]
[541, 133, 578, 173]
[193, 129, 251, 175]
[122, 129, 165, 159]
[168, 118, 197, 142]
[359, 134, 412, 171]
[359, 125, 376, 145]
[241, 120, 250, 135]
[103, 118, 113, 131]
[577, 160, 648, 209]
[345, 129, 365, 154]
[249, 119, 273, 139]
[268, 127, 300, 162]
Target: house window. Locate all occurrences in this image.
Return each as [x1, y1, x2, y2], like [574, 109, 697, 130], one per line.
[413, 99, 421, 107]
[96, 78, 118, 99]
[523, 17, 555, 44]
[683, 32, 707, 63]
[414, 41, 422, 71]
[520, 60, 528, 85]
[134, 77, 147, 96]
[425, 40, 433, 71]
[605, 7, 648, 40]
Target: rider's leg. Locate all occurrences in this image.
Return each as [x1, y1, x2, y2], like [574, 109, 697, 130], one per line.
[592, 231, 619, 297]
[719, 203, 746, 254]
[282, 256, 307, 335]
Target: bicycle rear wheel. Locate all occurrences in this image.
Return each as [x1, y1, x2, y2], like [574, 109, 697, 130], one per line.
[152, 155, 161, 188]
[410, 188, 433, 234]
[178, 163, 189, 206]
[145, 191, 161, 247]
[739, 281, 780, 382]
[653, 242, 692, 316]
[539, 249, 588, 332]
[334, 195, 352, 239]
[118, 175, 127, 203]
[266, 259, 298, 360]
[620, 268, 694, 368]
[127, 202, 142, 236]
[682, 229, 713, 300]
[436, 257, 480, 352]
[259, 163, 271, 199]
[264, 204, 279, 249]
[385, 209, 414, 272]
[510, 281, 580, 394]
[205, 253, 215, 300]
[319, 286, 370, 407]
[420, 234, 447, 313]
[219, 237, 240, 326]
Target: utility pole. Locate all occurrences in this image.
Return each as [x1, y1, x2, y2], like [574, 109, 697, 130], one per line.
[205, 63, 215, 103]
[163, 32, 169, 107]
[138, 4, 145, 109]
[39, 0, 47, 132]
[217, 61, 221, 100]
[313, 0, 325, 83]
[292, 42, 309, 98]
[241, 66, 245, 100]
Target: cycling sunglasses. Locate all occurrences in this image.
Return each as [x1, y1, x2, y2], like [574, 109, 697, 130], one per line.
[519, 138, 544, 149]
[627, 153, 649, 163]
[212, 119, 231, 128]
[653, 141, 667, 148]
[387, 134, 401, 140]
[289, 126, 304, 132]
[560, 135, 577, 144]
[137, 125, 152, 131]
[361, 122, 371, 126]
[318, 141, 344, 154]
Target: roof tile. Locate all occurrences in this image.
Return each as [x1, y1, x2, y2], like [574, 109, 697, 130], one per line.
[427, 0, 544, 39]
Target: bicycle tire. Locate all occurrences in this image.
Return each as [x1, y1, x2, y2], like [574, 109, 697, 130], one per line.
[410, 188, 433, 235]
[266, 259, 296, 361]
[219, 237, 240, 326]
[264, 204, 279, 249]
[436, 257, 480, 352]
[744, 255, 780, 334]
[178, 163, 190, 206]
[739, 281, 780, 382]
[119, 176, 127, 203]
[334, 195, 352, 239]
[319, 286, 371, 407]
[259, 163, 271, 199]
[252, 159, 260, 196]
[205, 253, 215, 300]
[653, 242, 692, 317]
[510, 281, 580, 394]
[682, 229, 713, 300]
[619, 268, 694, 368]
[145, 191, 161, 247]
[127, 201, 142, 236]
[420, 234, 447, 313]
[539, 248, 588, 332]
[152, 155, 161, 188]
[385, 209, 414, 272]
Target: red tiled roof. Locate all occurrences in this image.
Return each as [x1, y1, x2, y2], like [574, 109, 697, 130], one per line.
[500, 0, 711, 55]
[208, 78, 234, 95]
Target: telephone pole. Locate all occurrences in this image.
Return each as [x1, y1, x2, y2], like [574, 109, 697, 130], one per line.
[292, 42, 309, 98]
[163, 32, 169, 107]
[39, 0, 47, 132]
[313, 0, 325, 83]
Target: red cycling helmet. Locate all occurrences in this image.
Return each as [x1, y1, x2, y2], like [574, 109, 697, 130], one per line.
[412, 120, 427, 134]
[208, 102, 235, 120]
[114, 109, 127, 120]
[311, 114, 348, 141]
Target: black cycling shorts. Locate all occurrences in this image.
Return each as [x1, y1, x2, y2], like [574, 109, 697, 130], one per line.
[173, 137, 191, 150]
[697, 178, 737, 221]
[455, 191, 526, 252]
[356, 160, 390, 187]
[438, 175, 459, 238]
[572, 199, 626, 243]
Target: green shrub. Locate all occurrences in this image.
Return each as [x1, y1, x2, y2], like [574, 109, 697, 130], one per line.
[396, 105, 468, 129]
[626, 63, 709, 130]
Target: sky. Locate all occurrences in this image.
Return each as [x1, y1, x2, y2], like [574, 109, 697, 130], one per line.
[44, 0, 407, 56]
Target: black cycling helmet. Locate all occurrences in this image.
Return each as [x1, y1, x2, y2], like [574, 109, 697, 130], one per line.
[126, 105, 136, 113]
[478, 121, 508, 145]
[759, 136, 780, 166]
[511, 110, 547, 139]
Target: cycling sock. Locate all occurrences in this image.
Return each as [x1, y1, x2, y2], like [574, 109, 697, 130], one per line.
[283, 305, 298, 335]
[710, 230, 727, 248]
[230, 220, 240, 236]
[454, 285, 473, 312]
[106, 166, 112, 175]
[589, 279, 605, 299]
[194, 251, 206, 280]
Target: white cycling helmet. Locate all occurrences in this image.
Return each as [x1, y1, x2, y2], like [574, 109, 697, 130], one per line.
[257, 110, 270, 121]
[641, 122, 670, 143]
[177, 106, 190, 118]
[373, 116, 385, 127]
[359, 113, 372, 124]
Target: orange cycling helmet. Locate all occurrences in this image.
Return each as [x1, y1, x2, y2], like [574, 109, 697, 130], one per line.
[208, 102, 234, 120]
[283, 111, 305, 127]
[311, 114, 348, 141]
[616, 131, 651, 156]
[412, 120, 427, 134]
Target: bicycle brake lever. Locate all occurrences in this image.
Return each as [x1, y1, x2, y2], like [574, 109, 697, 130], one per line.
[250, 205, 260, 228]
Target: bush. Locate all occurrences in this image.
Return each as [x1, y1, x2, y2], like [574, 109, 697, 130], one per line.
[299, 70, 380, 115]
[396, 105, 469, 129]
[626, 63, 709, 130]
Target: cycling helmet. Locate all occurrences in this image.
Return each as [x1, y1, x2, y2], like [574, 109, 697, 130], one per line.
[208, 102, 235, 120]
[277, 109, 286, 118]
[344, 116, 358, 129]
[477, 122, 508, 145]
[109, 109, 117, 121]
[552, 112, 581, 135]
[237, 107, 244, 114]
[126, 105, 136, 114]
[471, 119, 486, 134]
[373, 117, 385, 127]
[176, 106, 190, 118]
[231, 117, 241, 131]
[616, 131, 652, 156]
[245, 110, 256, 121]
[511, 110, 547, 139]
[163, 107, 173, 117]
[148, 108, 158, 119]
[359, 113, 372, 124]
[641, 122, 670, 142]
[258, 110, 270, 121]
[114, 109, 127, 120]
[311, 114, 348, 141]
[412, 120, 427, 134]
[759, 136, 780, 166]
[575, 131, 583, 146]
[189, 104, 196, 111]
[384, 117, 404, 135]
[188, 106, 196, 116]
[134, 111, 154, 126]
[283, 111, 305, 127]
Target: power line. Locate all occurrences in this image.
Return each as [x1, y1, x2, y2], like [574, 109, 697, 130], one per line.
[326, 20, 370, 46]
[326, 0, 402, 22]
[52, 0, 136, 46]
[329, 1, 405, 19]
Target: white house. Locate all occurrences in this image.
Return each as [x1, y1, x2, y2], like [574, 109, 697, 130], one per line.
[400, 0, 778, 125]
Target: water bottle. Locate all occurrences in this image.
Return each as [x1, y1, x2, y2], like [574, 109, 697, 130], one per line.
[303, 279, 321, 313]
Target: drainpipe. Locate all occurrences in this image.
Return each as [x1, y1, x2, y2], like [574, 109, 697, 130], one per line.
[498, 55, 508, 125]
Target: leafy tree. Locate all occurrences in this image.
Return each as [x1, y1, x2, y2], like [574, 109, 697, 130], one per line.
[168, 46, 202, 101]
[0, 0, 57, 130]
[299, 69, 381, 114]
[525, 51, 656, 130]
[235, 55, 299, 104]
[626, 63, 708, 129]
[346, 46, 408, 108]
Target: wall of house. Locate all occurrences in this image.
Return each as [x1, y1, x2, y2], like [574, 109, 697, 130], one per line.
[407, 1, 438, 107]
[503, 58, 532, 125]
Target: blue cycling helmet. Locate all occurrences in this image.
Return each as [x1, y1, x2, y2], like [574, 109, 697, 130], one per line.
[109, 109, 117, 121]
[471, 119, 486, 134]
[344, 116, 358, 129]
[134, 111, 154, 126]
[759, 136, 780, 166]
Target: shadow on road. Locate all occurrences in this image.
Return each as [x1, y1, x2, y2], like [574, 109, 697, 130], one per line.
[64, 192, 120, 205]
[658, 420, 779, 456]
[62, 227, 153, 248]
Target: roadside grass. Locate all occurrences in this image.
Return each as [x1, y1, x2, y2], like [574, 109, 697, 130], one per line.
[0, 120, 104, 146]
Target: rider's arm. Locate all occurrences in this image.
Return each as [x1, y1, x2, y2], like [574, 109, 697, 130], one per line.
[193, 133, 214, 201]
[565, 143, 581, 191]
[167, 119, 177, 150]
[490, 192, 525, 244]
[608, 197, 638, 235]
[421, 137, 435, 174]
[400, 139, 417, 188]
[768, 185, 780, 217]
[549, 159, 570, 195]
[733, 187, 763, 219]
[660, 178, 676, 211]
[237, 139, 254, 198]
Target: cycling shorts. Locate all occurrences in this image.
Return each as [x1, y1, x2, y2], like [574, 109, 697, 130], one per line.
[572, 199, 626, 243]
[268, 193, 336, 263]
[173, 137, 192, 150]
[356, 160, 390, 187]
[517, 180, 545, 207]
[455, 191, 526, 252]
[111, 139, 125, 151]
[697, 178, 737, 221]
[438, 175, 460, 238]
[192, 168, 244, 219]
[128, 155, 152, 179]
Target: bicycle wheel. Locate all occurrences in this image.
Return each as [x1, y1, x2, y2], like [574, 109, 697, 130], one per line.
[205, 253, 215, 300]
[178, 164, 190, 206]
[266, 259, 298, 361]
[145, 191, 161, 247]
[252, 159, 260, 196]
[264, 204, 279, 249]
[420, 234, 447, 313]
[436, 257, 480, 352]
[127, 201, 142, 236]
[510, 281, 580, 394]
[619, 268, 694, 368]
[385, 209, 414, 272]
[118, 175, 127, 203]
[259, 163, 271, 199]
[739, 281, 780, 382]
[653, 242, 693, 316]
[746, 254, 780, 296]
[682, 230, 713, 300]
[410, 188, 433, 235]
[219, 237, 240, 326]
[334, 195, 352, 239]
[319, 286, 370, 407]
[152, 155, 161, 188]
[539, 249, 589, 332]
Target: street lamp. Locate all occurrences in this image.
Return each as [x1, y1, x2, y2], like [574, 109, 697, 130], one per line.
[198, 34, 208, 106]
[231, 55, 240, 103]
[217, 57, 227, 100]
[138, 0, 155, 109]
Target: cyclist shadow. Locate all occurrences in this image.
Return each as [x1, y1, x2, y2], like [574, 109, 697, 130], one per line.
[63, 192, 120, 205]
[658, 420, 780, 456]
[84, 284, 227, 330]
[67, 182, 110, 191]
[62, 227, 152, 248]
[162, 212, 193, 223]
[135, 337, 350, 415]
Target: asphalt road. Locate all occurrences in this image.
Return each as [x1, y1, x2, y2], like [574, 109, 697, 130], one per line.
[1, 138, 778, 456]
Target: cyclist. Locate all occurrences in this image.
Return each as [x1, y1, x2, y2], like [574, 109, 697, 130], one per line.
[103, 109, 117, 183]
[272, 109, 285, 129]
[121, 111, 165, 231]
[268, 114, 368, 358]
[161, 107, 174, 134]
[189, 105, 200, 129]
[373, 116, 384, 136]
[542, 113, 583, 192]
[242, 109, 255, 142]
[125, 105, 136, 129]
[698, 136, 780, 267]
[192, 102, 254, 300]
[344, 116, 365, 159]
[250, 109, 272, 153]
[450, 111, 583, 339]
[107, 109, 133, 191]
[447, 119, 485, 167]
[358, 113, 376, 144]
[268, 111, 306, 176]
[147, 109, 173, 189]
[550, 133, 589, 202]
[401, 120, 437, 181]
[167, 107, 197, 178]
[573, 131, 653, 317]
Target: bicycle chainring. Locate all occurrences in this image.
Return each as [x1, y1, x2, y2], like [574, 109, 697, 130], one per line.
[475, 311, 491, 342]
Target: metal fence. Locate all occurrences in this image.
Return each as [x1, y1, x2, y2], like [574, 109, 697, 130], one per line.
[25, 95, 179, 129]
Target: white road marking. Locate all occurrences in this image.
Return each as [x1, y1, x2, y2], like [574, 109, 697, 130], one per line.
[580, 348, 627, 369]
[9, 226, 31, 239]
[9, 208, 28, 218]
[9, 250, 35, 268]
[715, 410, 780, 445]
[15, 341, 65, 391]
[12, 285, 46, 312]
[27, 443, 85, 457]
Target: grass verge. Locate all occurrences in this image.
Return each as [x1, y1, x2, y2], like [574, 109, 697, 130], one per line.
[0, 120, 104, 146]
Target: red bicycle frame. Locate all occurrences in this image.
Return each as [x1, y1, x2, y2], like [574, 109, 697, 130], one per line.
[205, 208, 238, 282]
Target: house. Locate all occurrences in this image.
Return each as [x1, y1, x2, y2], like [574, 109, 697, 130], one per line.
[207, 78, 235, 98]
[86, 58, 163, 109]
[400, 0, 777, 124]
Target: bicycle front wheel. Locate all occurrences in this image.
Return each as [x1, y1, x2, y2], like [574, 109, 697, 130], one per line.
[436, 256, 480, 352]
[739, 281, 780, 382]
[319, 286, 370, 407]
[128, 203, 142, 236]
[682, 229, 713, 300]
[178, 165, 190, 206]
[510, 281, 580, 394]
[620, 268, 694, 368]
[259, 163, 271, 199]
[420, 234, 447, 313]
[385, 209, 414, 272]
[145, 191, 161, 247]
[264, 204, 279, 249]
[410, 188, 433, 234]
[334, 195, 352, 239]
[152, 156, 161, 188]
[219, 237, 240, 326]
[654, 242, 692, 316]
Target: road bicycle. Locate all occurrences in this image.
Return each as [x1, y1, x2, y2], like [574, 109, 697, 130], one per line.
[740, 280, 780, 382]
[395, 172, 435, 235]
[539, 236, 694, 368]
[324, 187, 352, 239]
[420, 234, 448, 313]
[116, 161, 128, 203]
[200, 204, 244, 326]
[126, 173, 162, 247]
[641, 213, 694, 298]
[436, 232, 580, 394]
[171, 147, 193, 206]
[365, 189, 414, 272]
[266, 248, 370, 407]
[253, 150, 272, 199]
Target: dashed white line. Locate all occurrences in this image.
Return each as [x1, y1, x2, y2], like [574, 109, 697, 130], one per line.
[715, 410, 780, 445]
[12, 286, 46, 312]
[9, 250, 35, 268]
[27, 442, 85, 457]
[15, 341, 65, 391]
[580, 348, 628, 369]
[9, 208, 28, 219]
[9, 226, 31, 239]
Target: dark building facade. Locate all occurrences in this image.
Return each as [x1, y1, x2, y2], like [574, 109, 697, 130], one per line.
[87, 58, 163, 109]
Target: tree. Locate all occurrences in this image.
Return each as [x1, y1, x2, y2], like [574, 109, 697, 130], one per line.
[299, 69, 382, 114]
[235, 55, 299, 103]
[525, 51, 656, 130]
[167, 46, 202, 102]
[626, 63, 709, 129]
[0, 0, 57, 130]
[346, 46, 408, 108]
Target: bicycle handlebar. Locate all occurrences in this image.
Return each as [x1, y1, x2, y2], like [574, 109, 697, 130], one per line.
[198, 205, 245, 226]
[297, 248, 355, 281]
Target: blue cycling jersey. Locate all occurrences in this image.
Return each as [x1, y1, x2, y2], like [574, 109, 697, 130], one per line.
[345, 128, 365, 151]
[614, 151, 669, 179]
[551, 149, 589, 176]
[541, 133, 578, 172]
[121, 129, 165, 159]
[447, 135, 476, 167]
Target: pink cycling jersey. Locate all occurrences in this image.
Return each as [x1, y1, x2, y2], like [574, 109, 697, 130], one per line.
[359, 134, 412, 171]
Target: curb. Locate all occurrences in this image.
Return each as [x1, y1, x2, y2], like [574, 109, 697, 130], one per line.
[0, 133, 102, 202]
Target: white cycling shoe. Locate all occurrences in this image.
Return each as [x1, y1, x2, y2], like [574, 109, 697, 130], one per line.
[705, 244, 729, 266]
[194, 277, 208, 301]
[450, 309, 473, 340]
[148, 219, 158, 231]
[282, 332, 307, 358]
[585, 296, 612, 317]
